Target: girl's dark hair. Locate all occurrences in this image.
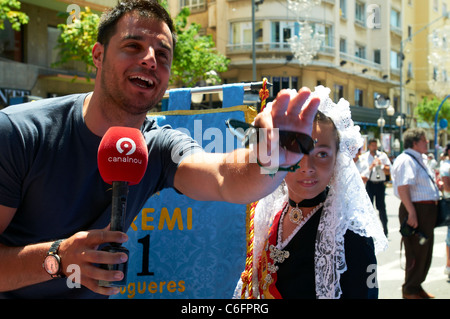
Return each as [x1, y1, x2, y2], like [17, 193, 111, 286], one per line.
[314, 110, 340, 151]
[97, 0, 177, 51]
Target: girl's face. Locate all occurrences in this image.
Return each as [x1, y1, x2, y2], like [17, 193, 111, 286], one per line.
[285, 120, 338, 203]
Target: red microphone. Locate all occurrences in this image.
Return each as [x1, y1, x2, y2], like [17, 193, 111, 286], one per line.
[97, 126, 148, 287]
[98, 126, 148, 186]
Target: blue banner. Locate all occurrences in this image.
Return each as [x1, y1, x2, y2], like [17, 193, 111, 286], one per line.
[112, 105, 256, 299]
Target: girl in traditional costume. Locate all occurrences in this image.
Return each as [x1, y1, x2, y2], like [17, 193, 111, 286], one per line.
[234, 86, 388, 299]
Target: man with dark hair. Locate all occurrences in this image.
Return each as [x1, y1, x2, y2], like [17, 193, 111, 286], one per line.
[391, 128, 439, 299]
[0, 0, 320, 298]
[360, 138, 391, 236]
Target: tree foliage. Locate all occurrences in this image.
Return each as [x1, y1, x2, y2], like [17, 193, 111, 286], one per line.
[416, 96, 450, 130]
[53, 7, 99, 75]
[170, 7, 229, 87]
[0, 0, 29, 31]
[53, 3, 229, 87]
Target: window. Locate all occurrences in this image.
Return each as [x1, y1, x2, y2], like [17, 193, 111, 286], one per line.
[0, 20, 23, 62]
[334, 84, 344, 102]
[231, 21, 263, 47]
[340, 0, 347, 18]
[390, 9, 401, 29]
[271, 21, 297, 48]
[317, 24, 333, 47]
[180, 0, 206, 12]
[407, 62, 414, 79]
[271, 76, 298, 97]
[355, 1, 365, 24]
[355, 44, 366, 59]
[339, 38, 347, 53]
[374, 49, 381, 64]
[390, 50, 401, 69]
[355, 89, 364, 107]
[47, 26, 61, 67]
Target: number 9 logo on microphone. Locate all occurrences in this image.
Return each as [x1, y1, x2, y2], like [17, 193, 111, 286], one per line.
[116, 137, 137, 156]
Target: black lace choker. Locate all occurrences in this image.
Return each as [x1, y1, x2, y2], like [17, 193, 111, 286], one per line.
[288, 188, 328, 208]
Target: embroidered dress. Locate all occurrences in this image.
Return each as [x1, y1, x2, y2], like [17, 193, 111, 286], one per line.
[234, 86, 388, 299]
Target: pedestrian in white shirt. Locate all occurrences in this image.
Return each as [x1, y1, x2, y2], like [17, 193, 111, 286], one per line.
[391, 128, 439, 299]
[360, 139, 391, 236]
[439, 143, 450, 278]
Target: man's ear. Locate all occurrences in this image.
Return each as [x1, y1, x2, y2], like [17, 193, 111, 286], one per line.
[92, 42, 104, 70]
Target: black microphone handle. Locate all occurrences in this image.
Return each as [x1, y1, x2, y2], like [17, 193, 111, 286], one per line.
[98, 181, 130, 287]
[111, 181, 129, 234]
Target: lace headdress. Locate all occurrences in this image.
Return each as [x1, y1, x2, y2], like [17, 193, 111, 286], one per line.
[234, 86, 388, 299]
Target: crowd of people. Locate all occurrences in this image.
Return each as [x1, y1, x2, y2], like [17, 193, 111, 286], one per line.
[354, 136, 450, 299]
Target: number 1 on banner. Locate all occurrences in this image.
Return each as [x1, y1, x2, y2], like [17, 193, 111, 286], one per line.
[137, 235, 154, 276]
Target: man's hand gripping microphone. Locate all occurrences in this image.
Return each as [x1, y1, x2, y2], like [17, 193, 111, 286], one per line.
[97, 127, 148, 287]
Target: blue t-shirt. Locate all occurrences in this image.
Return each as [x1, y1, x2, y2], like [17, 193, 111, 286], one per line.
[0, 93, 202, 298]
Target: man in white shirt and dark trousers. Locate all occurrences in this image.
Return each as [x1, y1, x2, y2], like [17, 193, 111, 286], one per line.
[391, 128, 439, 299]
[361, 139, 391, 237]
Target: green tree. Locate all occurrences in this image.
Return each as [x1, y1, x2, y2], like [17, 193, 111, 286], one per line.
[0, 0, 29, 31]
[53, 7, 99, 75]
[53, 3, 229, 87]
[170, 7, 229, 87]
[415, 96, 450, 131]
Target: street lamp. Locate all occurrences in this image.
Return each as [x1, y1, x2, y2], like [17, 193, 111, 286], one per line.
[377, 117, 386, 129]
[396, 114, 405, 152]
[377, 117, 386, 152]
[386, 105, 395, 154]
[375, 95, 390, 152]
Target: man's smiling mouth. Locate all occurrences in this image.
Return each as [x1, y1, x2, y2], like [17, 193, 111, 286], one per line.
[129, 75, 154, 89]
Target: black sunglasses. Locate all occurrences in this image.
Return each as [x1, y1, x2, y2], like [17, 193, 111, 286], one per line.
[225, 119, 315, 155]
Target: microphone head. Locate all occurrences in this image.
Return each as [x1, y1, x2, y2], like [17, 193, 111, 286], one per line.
[98, 127, 148, 185]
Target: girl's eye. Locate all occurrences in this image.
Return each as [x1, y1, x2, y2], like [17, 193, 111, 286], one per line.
[317, 151, 329, 158]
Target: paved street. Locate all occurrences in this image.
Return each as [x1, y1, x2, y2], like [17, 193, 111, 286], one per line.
[376, 185, 450, 299]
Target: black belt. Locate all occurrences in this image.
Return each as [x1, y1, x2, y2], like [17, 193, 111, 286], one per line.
[414, 200, 438, 205]
[368, 180, 385, 184]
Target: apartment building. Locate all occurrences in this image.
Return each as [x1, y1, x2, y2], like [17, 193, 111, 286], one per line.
[1, 0, 448, 146]
[171, 0, 449, 146]
[0, 0, 116, 107]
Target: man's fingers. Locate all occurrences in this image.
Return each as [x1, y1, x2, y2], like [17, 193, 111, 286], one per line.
[84, 229, 128, 246]
[82, 248, 128, 265]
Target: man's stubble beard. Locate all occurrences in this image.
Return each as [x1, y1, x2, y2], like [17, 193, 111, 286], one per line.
[99, 63, 166, 117]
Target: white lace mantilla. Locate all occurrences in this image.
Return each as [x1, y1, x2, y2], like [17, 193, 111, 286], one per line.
[233, 86, 388, 299]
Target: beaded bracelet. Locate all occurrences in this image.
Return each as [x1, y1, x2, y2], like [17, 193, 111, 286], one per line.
[256, 158, 301, 177]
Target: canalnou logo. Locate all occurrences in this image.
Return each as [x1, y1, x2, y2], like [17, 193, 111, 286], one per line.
[109, 136, 142, 165]
[98, 127, 149, 185]
[116, 137, 137, 156]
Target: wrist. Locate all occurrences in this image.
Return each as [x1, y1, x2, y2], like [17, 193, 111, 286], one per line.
[256, 157, 301, 177]
[42, 239, 66, 279]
